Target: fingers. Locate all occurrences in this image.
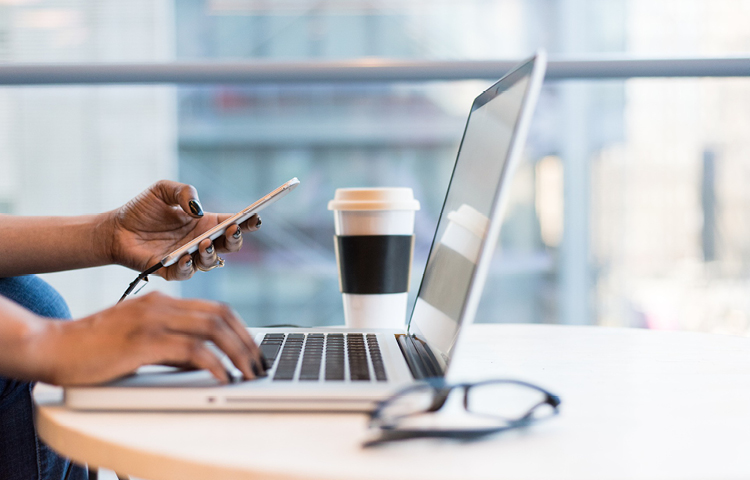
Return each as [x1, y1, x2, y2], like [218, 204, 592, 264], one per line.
[158, 298, 264, 380]
[151, 180, 204, 219]
[173, 235, 226, 275]
[216, 304, 266, 374]
[223, 224, 244, 253]
[196, 238, 219, 270]
[60, 292, 262, 385]
[177, 298, 263, 370]
[193, 313, 255, 380]
[214, 215, 261, 254]
[242, 214, 262, 232]
[164, 217, 255, 280]
[158, 336, 230, 384]
[162, 254, 195, 281]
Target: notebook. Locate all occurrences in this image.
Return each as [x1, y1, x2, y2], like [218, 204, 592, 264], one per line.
[65, 51, 547, 411]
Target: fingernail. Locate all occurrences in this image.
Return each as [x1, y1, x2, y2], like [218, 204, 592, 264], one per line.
[185, 258, 193, 268]
[252, 358, 267, 377]
[233, 225, 242, 239]
[256, 216, 262, 227]
[206, 244, 214, 254]
[189, 200, 204, 217]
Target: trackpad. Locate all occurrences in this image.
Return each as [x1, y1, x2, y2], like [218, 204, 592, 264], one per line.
[105, 366, 223, 388]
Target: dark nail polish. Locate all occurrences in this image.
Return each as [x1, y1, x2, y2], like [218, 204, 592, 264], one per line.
[256, 216, 262, 227]
[253, 358, 268, 377]
[189, 200, 204, 217]
[260, 353, 270, 370]
[185, 258, 193, 268]
[233, 225, 242, 239]
[206, 244, 214, 254]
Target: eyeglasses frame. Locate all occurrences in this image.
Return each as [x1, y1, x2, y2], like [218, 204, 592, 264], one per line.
[364, 378, 560, 446]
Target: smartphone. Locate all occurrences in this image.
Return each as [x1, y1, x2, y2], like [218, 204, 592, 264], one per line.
[160, 177, 300, 267]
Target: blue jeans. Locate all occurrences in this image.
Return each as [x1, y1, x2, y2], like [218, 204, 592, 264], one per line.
[0, 276, 87, 480]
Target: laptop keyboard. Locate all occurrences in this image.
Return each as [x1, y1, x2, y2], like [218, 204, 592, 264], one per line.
[260, 333, 387, 382]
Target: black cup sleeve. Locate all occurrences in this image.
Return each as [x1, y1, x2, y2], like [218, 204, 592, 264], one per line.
[335, 235, 414, 294]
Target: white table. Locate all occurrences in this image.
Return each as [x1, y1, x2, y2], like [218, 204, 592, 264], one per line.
[35, 324, 750, 480]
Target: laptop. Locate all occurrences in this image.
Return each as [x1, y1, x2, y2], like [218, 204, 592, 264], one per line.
[65, 51, 547, 412]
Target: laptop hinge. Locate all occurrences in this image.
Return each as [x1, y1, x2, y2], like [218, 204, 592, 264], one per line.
[395, 334, 443, 380]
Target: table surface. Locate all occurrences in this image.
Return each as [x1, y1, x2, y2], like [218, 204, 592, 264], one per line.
[35, 324, 750, 480]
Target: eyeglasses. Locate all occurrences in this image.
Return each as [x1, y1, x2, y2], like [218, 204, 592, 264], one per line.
[364, 378, 560, 447]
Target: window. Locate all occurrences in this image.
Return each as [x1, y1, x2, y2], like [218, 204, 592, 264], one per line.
[2, 0, 750, 335]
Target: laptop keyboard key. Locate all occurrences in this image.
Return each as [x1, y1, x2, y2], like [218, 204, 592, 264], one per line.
[260, 334, 285, 367]
[299, 335, 323, 381]
[325, 334, 345, 381]
[367, 334, 387, 381]
[266, 332, 387, 382]
[347, 334, 370, 381]
[273, 336, 303, 381]
[260, 343, 281, 365]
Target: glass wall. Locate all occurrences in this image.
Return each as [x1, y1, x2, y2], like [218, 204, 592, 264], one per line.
[0, 1, 179, 314]
[2, 1, 750, 336]
[173, 0, 628, 327]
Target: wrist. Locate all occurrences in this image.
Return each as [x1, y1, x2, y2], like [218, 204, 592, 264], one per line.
[29, 318, 93, 386]
[18, 316, 64, 384]
[93, 210, 118, 266]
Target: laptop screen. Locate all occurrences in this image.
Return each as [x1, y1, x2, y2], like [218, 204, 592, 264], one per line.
[407, 55, 543, 370]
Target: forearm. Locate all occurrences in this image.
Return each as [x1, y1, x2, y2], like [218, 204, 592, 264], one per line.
[0, 212, 114, 276]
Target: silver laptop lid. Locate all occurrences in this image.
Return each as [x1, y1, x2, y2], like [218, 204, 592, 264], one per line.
[407, 51, 547, 372]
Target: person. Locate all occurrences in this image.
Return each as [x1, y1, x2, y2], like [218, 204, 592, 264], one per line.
[0, 180, 265, 480]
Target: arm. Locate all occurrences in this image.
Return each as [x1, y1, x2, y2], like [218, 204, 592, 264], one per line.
[0, 180, 266, 384]
[0, 180, 261, 279]
[0, 291, 265, 385]
[0, 213, 113, 277]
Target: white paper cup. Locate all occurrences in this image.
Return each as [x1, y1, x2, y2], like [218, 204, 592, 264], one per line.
[328, 188, 420, 329]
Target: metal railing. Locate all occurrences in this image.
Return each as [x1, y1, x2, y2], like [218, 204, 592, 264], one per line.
[2, 54, 747, 330]
[0, 57, 748, 85]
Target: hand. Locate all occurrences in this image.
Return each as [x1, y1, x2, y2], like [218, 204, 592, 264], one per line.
[106, 180, 261, 280]
[35, 292, 265, 386]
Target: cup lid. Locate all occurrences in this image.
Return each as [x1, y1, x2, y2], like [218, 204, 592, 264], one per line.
[328, 188, 420, 211]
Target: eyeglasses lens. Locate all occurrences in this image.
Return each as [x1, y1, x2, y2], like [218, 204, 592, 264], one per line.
[465, 382, 554, 421]
[377, 385, 436, 426]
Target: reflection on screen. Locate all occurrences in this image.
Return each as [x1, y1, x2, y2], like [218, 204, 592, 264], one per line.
[408, 68, 532, 367]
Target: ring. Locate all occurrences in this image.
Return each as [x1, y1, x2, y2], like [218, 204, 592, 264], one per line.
[197, 256, 225, 272]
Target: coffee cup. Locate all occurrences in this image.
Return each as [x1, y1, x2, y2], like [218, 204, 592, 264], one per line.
[328, 188, 420, 329]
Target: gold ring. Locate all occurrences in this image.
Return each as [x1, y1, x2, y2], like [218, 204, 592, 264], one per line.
[197, 256, 225, 272]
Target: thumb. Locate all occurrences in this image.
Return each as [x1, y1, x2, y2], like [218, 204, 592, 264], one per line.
[152, 180, 204, 218]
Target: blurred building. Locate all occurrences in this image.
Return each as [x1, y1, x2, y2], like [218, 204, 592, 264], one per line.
[1, 0, 749, 336]
[0, 1, 178, 314]
[593, 0, 750, 334]
[174, 0, 626, 327]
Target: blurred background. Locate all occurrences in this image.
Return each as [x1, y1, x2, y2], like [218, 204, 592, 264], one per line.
[1, 0, 750, 335]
